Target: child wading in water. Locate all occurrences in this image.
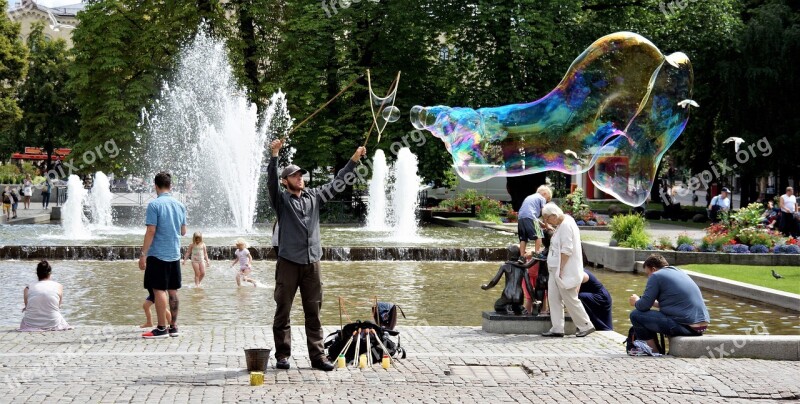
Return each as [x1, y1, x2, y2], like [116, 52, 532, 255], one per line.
[231, 238, 256, 287]
[183, 232, 209, 287]
[141, 288, 172, 328]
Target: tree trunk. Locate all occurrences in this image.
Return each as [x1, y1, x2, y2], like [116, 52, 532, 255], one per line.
[237, 2, 261, 115]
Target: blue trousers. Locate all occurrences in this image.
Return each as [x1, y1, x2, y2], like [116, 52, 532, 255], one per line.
[629, 310, 699, 340]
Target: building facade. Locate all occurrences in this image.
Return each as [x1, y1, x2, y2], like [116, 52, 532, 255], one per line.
[7, 0, 82, 48]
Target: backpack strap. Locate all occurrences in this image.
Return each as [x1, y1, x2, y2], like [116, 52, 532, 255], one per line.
[656, 333, 666, 355]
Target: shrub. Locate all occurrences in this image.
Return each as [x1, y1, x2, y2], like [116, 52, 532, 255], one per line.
[677, 243, 696, 252]
[774, 244, 800, 254]
[735, 227, 782, 248]
[702, 222, 732, 250]
[610, 213, 647, 245]
[722, 244, 750, 254]
[657, 236, 673, 250]
[620, 228, 651, 249]
[730, 202, 767, 229]
[562, 188, 591, 217]
[676, 232, 694, 247]
[505, 209, 518, 223]
[439, 189, 503, 221]
[749, 244, 769, 254]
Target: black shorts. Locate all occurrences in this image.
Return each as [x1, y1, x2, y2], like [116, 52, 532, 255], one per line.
[144, 256, 181, 291]
[518, 217, 543, 242]
[145, 288, 155, 302]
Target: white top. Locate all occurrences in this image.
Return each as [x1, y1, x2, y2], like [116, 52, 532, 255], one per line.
[19, 280, 72, 332]
[710, 195, 730, 210]
[547, 215, 585, 289]
[22, 180, 33, 196]
[235, 248, 251, 269]
[781, 194, 797, 212]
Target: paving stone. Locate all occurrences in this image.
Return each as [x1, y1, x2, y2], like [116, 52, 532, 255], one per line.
[0, 326, 797, 403]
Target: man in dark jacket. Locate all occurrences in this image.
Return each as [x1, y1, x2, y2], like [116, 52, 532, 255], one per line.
[268, 139, 365, 371]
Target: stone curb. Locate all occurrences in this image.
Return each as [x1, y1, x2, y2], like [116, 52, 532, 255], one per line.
[583, 241, 800, 271]
[669, 335, 800, 361]
[681, 270, 800, 312]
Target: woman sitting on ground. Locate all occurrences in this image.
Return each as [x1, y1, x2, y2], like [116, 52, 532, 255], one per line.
[18, 261, 73, 332]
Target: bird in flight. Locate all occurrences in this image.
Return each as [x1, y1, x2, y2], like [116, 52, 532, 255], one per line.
[723, 137, 746, 153]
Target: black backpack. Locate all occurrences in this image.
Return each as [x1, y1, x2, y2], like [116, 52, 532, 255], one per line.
[324, 320, 406, 364]
[372, 301, 405, 330]
[623, 326, 665, 356]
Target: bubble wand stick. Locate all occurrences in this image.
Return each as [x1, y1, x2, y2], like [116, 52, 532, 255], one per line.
[283, 73, 364, 142]
[363, 70, 401, 148]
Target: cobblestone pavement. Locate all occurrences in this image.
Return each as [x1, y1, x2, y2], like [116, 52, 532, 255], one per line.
[0, 326, 798, 403]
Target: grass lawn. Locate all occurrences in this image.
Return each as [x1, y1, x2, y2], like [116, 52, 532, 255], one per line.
[682, 264, 800, 294]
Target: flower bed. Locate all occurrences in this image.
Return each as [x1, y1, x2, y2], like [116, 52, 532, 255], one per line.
[647, 203, 800, 255]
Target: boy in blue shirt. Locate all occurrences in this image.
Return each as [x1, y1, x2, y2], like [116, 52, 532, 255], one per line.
[517, 185, 552, 264]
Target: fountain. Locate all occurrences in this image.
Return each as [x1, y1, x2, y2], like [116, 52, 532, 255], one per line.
[390, 147, 420, 238]
[140, 30, 289, 232]
[365, 150, 389, 231]
[363, 147, 421, 238]
[62, 175, 89, 238]
[88, 171, 113, 227]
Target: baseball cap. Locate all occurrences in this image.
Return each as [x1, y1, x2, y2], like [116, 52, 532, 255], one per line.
[280, 165, 308, 179]
[721, 187, 730, 193]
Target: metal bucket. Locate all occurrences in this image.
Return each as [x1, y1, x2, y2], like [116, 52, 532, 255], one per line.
[244, 348, 271, 372]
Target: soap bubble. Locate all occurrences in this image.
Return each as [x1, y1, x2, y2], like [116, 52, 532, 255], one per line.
[410, 32, 694, 206]
[382, 106, 401, 123]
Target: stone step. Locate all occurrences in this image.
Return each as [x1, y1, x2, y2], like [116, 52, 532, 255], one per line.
[482, 311, 575, 334]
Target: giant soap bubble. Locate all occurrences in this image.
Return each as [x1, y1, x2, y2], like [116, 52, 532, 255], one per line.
[411, 32, 694, 206]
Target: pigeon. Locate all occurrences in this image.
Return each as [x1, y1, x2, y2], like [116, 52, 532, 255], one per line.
[677, 99, 699, 109]
[47, 11, 76, 32]
[771, 270, 783, 280]
[723, 137, 746, 153]
[564, 149, 585, 164]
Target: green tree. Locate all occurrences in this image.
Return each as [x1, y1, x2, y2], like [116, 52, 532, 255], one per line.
[4, 23, 78, 169]
[69, 0, 225, 173]
[0, 0, 28, 151]
[719, 0, 799, 202]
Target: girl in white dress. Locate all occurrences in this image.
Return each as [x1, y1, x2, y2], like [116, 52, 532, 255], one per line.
[231, 238, 256, 287]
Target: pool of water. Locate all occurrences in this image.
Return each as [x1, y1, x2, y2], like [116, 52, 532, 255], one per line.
[1, 261, 797, 334]
[0, 224, 515, 247]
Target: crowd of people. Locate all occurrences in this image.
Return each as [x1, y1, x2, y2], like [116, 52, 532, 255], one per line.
[515, 185, 709, 352]
[15, 152, 709, 363]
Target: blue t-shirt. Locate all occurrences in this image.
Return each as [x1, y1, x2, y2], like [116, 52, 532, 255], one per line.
[635, 266, 710, 325]
[518, 193, 546, 220]
[145, 193, 187, 262]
